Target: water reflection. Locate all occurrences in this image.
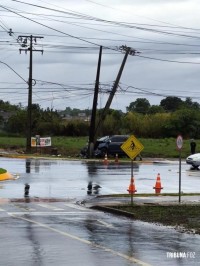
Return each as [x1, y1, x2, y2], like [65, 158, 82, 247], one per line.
[25, 159, 57, 174]
[87, 182, 101, 195]
[26, 159, 31, 173]
[87, 182, 92, 195]
[2, 157, 200, 200]
[126, 223, 136, 258]
[24, 183, 30, 197]
[25, 215, 43, 266]
[35, 160, 40, 173]
[84, 161, 140, 177]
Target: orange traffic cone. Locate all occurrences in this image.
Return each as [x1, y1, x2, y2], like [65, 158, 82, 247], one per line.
[103, 153, 108, 164]
[127, 176, 137, 194]
[115, 153, 119, 163]
[153, 173, 163, 194]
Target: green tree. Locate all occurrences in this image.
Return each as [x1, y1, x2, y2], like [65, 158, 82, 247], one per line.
[160, 96, 183, 112]
[183, 97, 200, 110]
[5, 110, 27, 135]
[0, 99, 20, 111]
[148, 105, 165, 114]
[139, 113, 171, 138]
[126, 98, 150, 114]
[123, 112, 142, 135]
[164, 108, 200, 138]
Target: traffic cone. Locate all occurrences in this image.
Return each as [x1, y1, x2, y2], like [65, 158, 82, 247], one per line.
[103, 153, 108, 164]
[115, 153, 119, 163]
[127, 176, 137, 194]
[153, 173, 163, 194]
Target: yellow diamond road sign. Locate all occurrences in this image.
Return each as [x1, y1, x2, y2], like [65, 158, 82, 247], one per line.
[121, 135, 144, 159]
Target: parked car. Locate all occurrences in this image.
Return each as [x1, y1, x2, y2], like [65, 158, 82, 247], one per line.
[186, 153, 200, 169]
[94, 135, 129, 158]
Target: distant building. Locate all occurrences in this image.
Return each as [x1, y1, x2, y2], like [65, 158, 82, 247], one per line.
[61, 112, 91, 122]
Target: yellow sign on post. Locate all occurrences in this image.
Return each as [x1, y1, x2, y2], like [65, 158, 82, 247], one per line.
[121, 135, 144, 159]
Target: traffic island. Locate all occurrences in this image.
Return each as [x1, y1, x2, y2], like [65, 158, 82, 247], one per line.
[0, 168, 14, 181]
[91, 201, 200, 235]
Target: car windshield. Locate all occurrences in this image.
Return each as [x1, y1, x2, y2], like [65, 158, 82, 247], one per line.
[97, 136, 109, 142]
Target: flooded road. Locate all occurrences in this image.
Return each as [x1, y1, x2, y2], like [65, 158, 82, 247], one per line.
[0, 157, 200, 266]
[0, 199, 199, 266]
[0, 157, 200, 199]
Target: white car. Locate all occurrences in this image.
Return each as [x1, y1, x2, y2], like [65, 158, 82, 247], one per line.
[186, 153, 200, 169]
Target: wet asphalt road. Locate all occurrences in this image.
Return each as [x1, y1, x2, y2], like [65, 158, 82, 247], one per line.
[1, 157, 200, 199]
[0, 200, 200, 266]
[0, 157, 200, 265]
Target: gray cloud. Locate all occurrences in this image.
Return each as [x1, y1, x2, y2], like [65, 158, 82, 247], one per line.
[0, 0, 200, 111]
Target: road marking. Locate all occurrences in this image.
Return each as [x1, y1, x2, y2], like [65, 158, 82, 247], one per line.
[8, 211, 94, 216]
[0, 208, 5, 211]
[37, 203, 65, 211]
[96, 219, 114, 228]
[64, 203, 92, 211]
[9, 213, 152, 266]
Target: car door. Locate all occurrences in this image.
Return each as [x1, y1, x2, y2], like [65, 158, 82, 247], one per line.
[108, 136, 128, 155]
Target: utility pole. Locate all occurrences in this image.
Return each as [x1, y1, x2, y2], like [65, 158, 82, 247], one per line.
[95, 45, 136, 135]
[18, 35, 43, 153]
[88, 46, 102, 158]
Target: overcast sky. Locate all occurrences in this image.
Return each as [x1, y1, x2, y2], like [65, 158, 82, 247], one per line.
[0, 0, 200, 112]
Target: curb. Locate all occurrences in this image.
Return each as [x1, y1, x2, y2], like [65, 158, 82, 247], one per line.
[90, 205, 135, 218]
[0, 171, 15, 181]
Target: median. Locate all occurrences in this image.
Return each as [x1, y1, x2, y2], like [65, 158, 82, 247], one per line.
[91, 193, 200, 235]
[0, 168, 14, 181]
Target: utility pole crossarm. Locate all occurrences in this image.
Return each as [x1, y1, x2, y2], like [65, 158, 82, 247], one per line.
[18, 35, 44, 54]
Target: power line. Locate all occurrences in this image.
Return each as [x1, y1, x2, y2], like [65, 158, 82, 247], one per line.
[8, 1, 200, 41]
[0, 60, 27, 82]
[0, 3, 106, 49]
[136, 54, 200, 64]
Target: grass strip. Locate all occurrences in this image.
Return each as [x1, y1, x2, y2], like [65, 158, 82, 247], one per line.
[0, 168, 7, 174]
[113, 204, 200, 234]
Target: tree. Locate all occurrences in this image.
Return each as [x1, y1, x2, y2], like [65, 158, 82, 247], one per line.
[184, 97, 200, 110]
[126, 98, 150, 114]
[5, 110, 27, 135]
[148, 105, 165, 114]
[160, 96, 183, 112]
[163, 108, 200, 138]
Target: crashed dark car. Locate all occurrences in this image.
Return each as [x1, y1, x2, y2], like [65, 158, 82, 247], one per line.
[94, 135, 129, 158]
[80, 135, 129, 158]
[80, 136, 108, 158]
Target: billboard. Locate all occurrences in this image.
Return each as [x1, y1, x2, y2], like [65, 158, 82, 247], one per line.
[31, 136, 51, 147]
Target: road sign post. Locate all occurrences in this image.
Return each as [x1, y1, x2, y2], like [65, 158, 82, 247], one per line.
[121, 135, 144, 205]
[176, 135, 183, 203]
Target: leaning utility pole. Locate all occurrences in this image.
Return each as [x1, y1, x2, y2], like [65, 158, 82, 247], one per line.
[88, 46, 102, 158]
[95, 45, 136, 135]
[18, 35, 43, 153]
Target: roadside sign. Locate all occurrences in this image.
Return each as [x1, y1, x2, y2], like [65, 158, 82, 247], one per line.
[121, 135, 144, 159]
[176, 135, 183, 150]
[31, 137, 52, 147]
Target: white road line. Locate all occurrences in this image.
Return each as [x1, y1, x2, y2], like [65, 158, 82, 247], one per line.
[0, 208, 5, 211]
[8, 211, 94, 216]
[64, 203, 92, 211]
[37, 203, 65, 211]
[96, 219, 114, 228]
[9, 214, 152, 266]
